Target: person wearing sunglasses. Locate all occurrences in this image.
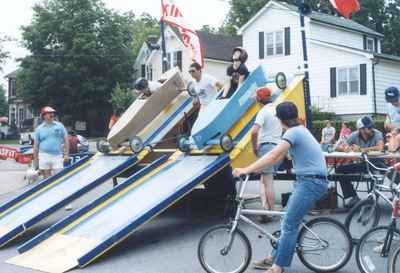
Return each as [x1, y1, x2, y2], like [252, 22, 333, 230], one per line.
[335, 116, 384, 208]
[221, 47, 250, 99]
[188, 62, 223, 109]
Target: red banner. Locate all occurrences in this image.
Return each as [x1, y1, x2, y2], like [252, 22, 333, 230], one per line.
[161, 0, 204, 66]
[330, 0, 360, 18]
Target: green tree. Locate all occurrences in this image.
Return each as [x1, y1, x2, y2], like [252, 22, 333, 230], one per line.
[0, 86, 7, 116]
[17, 0, 136, 124]
[110, 82, 135, 111]
[222, 0, 334, 35]
[382, 0, 400, 56]
[0, 36, 10, 71]
[131, 13, 159, 58]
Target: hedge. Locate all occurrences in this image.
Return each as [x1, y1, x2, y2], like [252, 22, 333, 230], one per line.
[311, 119, 385, 141]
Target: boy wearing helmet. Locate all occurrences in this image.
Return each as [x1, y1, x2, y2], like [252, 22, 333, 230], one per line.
[336, 116, 384, 208]
[251, 87, 282, 225]
[385, 86, 400, 130]
[33, 106, 69, 179]
[134, 78, 162, 99]
[221, 47, 250, 98]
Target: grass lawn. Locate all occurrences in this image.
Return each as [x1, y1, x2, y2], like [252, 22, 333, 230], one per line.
[0, 139, 19, 145]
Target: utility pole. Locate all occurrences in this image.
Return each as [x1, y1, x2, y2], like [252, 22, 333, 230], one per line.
[297, 0, 313, 130]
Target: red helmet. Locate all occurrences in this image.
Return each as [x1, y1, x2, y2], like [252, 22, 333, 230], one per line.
[41, 106, 56, 116]
[232, 47, 248, 63]
[256, 87, 272, 102]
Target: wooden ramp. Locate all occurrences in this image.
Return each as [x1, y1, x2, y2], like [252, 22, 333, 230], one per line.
[7, 234, 101, 273]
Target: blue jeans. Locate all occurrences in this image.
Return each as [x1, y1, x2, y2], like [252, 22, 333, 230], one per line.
[272, 177, 328, 267]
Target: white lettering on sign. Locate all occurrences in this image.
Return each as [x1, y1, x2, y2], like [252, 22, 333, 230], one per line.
[239, 83, 257, 107]
[0, 147, 17, 159]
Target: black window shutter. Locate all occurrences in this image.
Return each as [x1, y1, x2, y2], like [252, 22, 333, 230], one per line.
[330, 67, 337, 98]
[284, 27, 291, 56]
[177, 51, 182, 71]
[374, 37, 378, 53]
[360, 64, 367, 95]
[259, 32, 264, 59]
[141, 65, 146, 78]
[363, 35, 367, 50]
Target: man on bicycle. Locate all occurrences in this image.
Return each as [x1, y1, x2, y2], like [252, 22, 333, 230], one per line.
[233, 102, 328, 273]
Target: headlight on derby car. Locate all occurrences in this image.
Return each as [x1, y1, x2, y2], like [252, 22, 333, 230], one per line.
[177, 135, 191, 153]
[275, 72, 287, 90]
[96, 138, 111, 154]
[129, 136, 145, 154]
[220, 134, 234, 153]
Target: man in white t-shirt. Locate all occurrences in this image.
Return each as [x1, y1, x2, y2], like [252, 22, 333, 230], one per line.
[188, 62, 223, 108]
[320, 120, 336, 152]
[134, 78, 163, 99]
[251, 87, 282, 225]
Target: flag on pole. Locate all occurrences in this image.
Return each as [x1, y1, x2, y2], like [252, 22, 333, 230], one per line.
[161, 0, 204, 66]
[329, 0, 360, 18]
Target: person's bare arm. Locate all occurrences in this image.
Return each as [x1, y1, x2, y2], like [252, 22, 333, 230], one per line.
[233, 141, 290, 176]
[251, 124, 260, 155]
[63, 135, 69, 161]
[33, 138, 39, 169]
[388, 133, 400, 152]
[215, 81, 223, 91]
[360, 139, 384, 152]
[222, 78, 231, 98]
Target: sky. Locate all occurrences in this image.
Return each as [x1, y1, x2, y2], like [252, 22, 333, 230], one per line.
[0, 0, 230, 88]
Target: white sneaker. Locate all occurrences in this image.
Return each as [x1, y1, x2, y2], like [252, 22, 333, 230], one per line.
[65, 205, 73, 211]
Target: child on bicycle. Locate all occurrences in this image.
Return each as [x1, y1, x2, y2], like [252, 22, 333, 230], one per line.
[233, 101, 328, 273]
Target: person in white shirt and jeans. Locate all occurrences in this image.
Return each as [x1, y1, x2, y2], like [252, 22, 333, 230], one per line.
[188, 62, 223, 109]
[251, 87, 282, 225]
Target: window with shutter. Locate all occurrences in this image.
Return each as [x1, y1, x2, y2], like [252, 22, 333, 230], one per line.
[259, 32, 264, 59]
[284, 27, 290, 55]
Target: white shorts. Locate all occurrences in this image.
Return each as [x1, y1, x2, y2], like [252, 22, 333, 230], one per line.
[39, 152, 63, 170]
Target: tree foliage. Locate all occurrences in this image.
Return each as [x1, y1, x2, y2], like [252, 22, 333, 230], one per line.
[0, 86, 7, 116]
[0, 36, 10, 71]
[110, 82, 135, 112]
[131, 13, 159, 58]
[223, 0, 400, 55]
[17, 0, 136, 122]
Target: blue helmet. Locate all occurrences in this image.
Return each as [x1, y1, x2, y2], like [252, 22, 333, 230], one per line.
[134, 78, 148, 91]
[385, 86, 399, 103]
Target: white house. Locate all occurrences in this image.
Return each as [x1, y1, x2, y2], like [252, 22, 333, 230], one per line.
[238, 0, 400, 117]
[135, 26, 242, 83]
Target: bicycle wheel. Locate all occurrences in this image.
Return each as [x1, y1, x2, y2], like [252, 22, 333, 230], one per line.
[356, 226, 400, 273]
[297, 217, 353, 272]
[345, 198, 380, 243]
[388, 242, 400, 273]
[198, 225, 252, 273]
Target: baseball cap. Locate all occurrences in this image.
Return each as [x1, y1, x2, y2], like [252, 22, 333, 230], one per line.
[256, 87, 272, 102]
[276, 102, 298, 121]
[356, 116, 374, 129]
[385, 86, 399, 103]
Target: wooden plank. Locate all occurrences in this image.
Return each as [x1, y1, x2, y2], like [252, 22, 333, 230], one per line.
[7, 234, 100, 273]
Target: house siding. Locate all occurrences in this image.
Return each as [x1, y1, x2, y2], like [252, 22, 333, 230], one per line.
[241, 5, 304, 76]
[203, 60, 228, 82]
[375, 60, 400, 114]
[310, 22, 364, 50]
[309, 42, 373, 115]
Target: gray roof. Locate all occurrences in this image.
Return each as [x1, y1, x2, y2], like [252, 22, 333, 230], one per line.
[170, 27, 242, 62]
[311, 38, 400, 63]
[197, 31, 242, 62]
[4, 69, 19, 79]
[280, 1, 383, 37]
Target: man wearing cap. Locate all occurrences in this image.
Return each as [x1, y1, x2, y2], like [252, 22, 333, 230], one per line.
[134, 78, 162, 99]
[385, 86, 400, 130]
[336, 116, 384, 208]
[33, 106, 69, 179]
[251, 87, 282, 225]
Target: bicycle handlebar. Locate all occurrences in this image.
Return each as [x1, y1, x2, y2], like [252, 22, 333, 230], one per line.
[361, 153, 394, 173]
